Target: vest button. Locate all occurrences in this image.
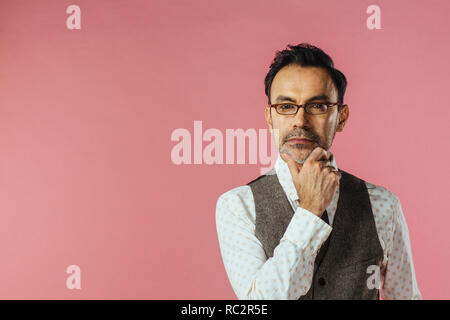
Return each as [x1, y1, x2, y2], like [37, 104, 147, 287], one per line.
[318, 277, 326, 286]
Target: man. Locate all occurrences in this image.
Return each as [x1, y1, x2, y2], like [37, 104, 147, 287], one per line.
[215, 43, 421, 300]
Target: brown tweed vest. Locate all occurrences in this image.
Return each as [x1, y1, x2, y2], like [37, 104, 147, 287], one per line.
[247, 168, 383, 300]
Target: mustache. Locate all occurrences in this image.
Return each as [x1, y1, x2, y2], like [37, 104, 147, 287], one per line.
[282, 128, 320, 144]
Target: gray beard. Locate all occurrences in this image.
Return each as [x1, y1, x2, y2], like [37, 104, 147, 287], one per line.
[279, 146, 313, 165]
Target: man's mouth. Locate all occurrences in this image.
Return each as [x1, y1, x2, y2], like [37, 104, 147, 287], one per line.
[286, 137, 314, 145]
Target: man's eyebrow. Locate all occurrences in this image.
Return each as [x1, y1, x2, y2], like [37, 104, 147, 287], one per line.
[305, 94, 330, 103]
[274, 95, 297, 103]
[274, 94, 331, 103]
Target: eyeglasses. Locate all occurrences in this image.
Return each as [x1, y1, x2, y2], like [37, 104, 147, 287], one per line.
[269, 102, 342, 115]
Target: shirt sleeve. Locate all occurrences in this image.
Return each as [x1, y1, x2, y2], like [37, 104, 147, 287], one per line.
[215, 189, 332, 300]
[381, 196, 422, 299]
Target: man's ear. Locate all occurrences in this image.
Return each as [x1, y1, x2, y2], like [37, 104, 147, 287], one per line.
[265, 106, 273, 132]
[336, 104, 349, 132]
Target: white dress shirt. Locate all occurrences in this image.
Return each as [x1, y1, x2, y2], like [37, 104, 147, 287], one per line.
[215, 152, 421, 300]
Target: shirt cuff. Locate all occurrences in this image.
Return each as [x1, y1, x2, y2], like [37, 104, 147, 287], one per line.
[281, 207, 332, 253]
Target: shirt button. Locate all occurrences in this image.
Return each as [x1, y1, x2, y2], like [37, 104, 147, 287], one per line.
[318, 278, 326, 286]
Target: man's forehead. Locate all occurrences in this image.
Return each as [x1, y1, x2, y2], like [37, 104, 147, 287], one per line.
[270, 65, 337, 102]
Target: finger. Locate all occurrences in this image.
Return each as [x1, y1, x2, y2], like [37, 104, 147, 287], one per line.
[330, 168, 341, 180]
[280, 152, 300, 176]
[317, 160, 332, 169]
[318, 149, 332, 162]
[321, 165, 332, 174]
[306, 147, 328, 162]
[320, 163, 339, 176]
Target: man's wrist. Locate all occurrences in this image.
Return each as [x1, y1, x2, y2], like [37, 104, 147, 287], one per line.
[298, 202, 322, 217]
[282, 207, 332, 251]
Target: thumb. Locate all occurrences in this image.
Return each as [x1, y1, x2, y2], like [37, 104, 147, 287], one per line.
[280, 152, 299, 177]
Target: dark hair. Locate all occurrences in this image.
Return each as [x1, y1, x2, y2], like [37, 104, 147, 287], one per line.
[264, 43, 347, 105]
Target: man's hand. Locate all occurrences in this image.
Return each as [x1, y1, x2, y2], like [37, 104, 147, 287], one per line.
[280, 147, 341, 218]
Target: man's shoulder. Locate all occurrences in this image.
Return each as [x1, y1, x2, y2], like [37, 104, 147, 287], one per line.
[215, 184, 256, 225]
[340, 169, 401, 217]
[217, 170, 276, 204]
[246, 168, 277, 186]
[216, 184, 253, 210]
[340, 169, 399, 203]
[363, 180, 401, 219]
[364, 180, 399, 201]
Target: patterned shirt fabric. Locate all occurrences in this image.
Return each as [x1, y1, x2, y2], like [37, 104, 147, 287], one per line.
[215, 152, 421, 300]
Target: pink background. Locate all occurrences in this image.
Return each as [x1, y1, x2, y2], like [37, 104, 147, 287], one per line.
[0, 0, 449, 299]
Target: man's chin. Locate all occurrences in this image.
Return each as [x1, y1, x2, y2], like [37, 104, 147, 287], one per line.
[280, 147, 312, 164]
[291, 153, 309, 164]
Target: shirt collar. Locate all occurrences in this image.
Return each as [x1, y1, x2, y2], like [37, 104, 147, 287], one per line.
[274, 151, 339, 203]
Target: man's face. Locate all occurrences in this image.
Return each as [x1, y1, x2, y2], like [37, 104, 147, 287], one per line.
[265, 64, 349, 164]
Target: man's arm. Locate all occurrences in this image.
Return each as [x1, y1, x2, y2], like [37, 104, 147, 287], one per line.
[216, 188, 331, 300]
[381, 196, 421, 299]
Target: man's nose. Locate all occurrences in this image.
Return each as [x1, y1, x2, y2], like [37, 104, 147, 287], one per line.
[293, 106, 310, 128]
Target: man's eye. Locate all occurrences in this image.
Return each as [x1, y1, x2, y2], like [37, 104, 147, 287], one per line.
[311, 103, 326, 109]
[280, 104, 295, 109]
